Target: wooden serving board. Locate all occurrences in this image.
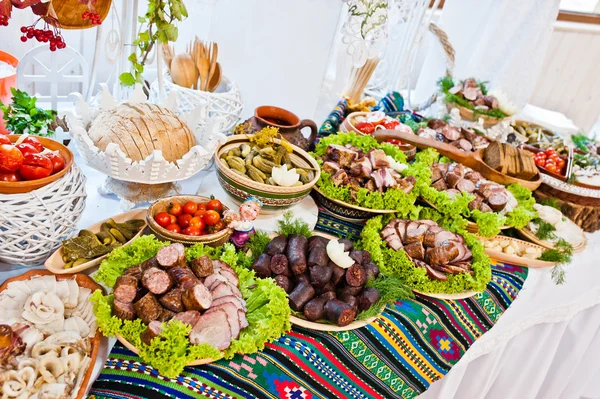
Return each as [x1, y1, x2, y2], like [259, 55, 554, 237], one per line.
[479, 235, 556, 268]
[115, 335, 220, 366]
[413, 290, 478, 300]
[0, 270, 103, 399]
[44, 209, 148, 274]
[517, 227, 588, 254]
[372, 130, 542, 191]
[450, 103, 505, 127]
[312, 186, 396, 215]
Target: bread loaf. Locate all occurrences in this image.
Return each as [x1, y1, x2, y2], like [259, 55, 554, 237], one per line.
[88, 103, 196, 162]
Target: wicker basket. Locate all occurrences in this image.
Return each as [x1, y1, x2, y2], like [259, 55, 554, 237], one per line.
[150, 74, 243, 133]
[0, 165, 87, 265]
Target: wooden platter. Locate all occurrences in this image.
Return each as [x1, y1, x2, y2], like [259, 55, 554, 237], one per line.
[372, 130, 542, 191]
[312, 185, 396, 221]
[0, 270, 103, 399]
[44, 209, 148, 274]
[449, 103, 506, 127]
[479, 235, 556, 268]
[465, 221, 510, 234]
[115, 335, 220, 366]
[413, 290, 478, 300]
[517, 227, 588, 254]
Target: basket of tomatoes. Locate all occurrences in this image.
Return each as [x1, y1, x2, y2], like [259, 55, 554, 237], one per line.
[0, 135, 72, 194]
[147, 195, 232, 246]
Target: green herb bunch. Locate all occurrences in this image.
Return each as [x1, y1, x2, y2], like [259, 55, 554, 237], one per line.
[0, 88, 57, 137]
[438, 76, 507, 120]
[120, 0, 188, 86]
[531, 218, 574, 285]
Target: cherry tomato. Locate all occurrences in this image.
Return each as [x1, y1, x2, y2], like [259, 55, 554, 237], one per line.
[165, 223, 182, 234]
[386, 139, 401, 145]
[382, 119, 400, 130]
[169, 202, 183, 216]
[0, 144, 24, 173]
[213, 220, 226, 232]
[557, 159, 566, 168]
[0, 172, 21, 182]
[203, 210, 221, 226]
[178, 214, 192, 229]
[196, 203, 207, 212]
[169, 214, 177, 224]
[154, 212, 171, 228]
[355, 121, 375, 134]
[18, 153, 52, 180]
[366, 111, 386, 125]
[545, 164, 557, 173]
[189, 216, 205, 231]
[206, 198, 223, 213]
[0, 136, 10, 145]
[183, 226, 201, 236]
[15, 143, 39, 157]
[45, 152, 65, 174]
[183, 201, 197, 215]
[22, 136, 44, 152]
[194, 209, 207, 219]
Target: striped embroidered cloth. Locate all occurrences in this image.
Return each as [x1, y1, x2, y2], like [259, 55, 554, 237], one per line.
[89, 213, 528, 399]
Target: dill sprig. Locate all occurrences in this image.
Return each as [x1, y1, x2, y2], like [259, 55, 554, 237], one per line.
[277, 211, 312, 238]
[539, 239, 573, 285]
[532, 218, 556, 240]
[357, 276, 414, 319]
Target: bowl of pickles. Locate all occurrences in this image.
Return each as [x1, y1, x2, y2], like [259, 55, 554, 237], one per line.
[214, 131, 320, 209]
[44, 209, 147, 274]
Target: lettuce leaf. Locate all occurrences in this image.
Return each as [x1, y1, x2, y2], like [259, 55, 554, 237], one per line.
[312, 132, 407, 163]
[361, 216, 491, 294]
[91, 237, 291, 377]
[94, 235, 169, 287]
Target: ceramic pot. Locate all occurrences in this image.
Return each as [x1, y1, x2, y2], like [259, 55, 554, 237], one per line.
[252, 105, 318, 150]
[0, 50, 18, 135]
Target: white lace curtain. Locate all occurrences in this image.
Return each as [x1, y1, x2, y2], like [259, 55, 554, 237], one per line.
[413, 0, 561, 109]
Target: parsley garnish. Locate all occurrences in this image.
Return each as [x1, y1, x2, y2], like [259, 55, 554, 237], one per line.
[0, 88, 57, 136]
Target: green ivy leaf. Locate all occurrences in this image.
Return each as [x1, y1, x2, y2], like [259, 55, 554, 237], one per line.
[127, 53, 138, 62]
[164, 24, 178, 42]
[138, 30, 150, 42]
[138, 16, 146, 23]
[119, 72, 136, 86]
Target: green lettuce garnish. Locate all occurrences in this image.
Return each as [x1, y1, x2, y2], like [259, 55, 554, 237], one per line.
[91, 237, 291, 377]
[95, 235, 169, 287]
[361, 215, 491, 294]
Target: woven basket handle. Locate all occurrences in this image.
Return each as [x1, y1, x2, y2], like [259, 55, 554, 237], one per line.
[411, 23, 456, 112]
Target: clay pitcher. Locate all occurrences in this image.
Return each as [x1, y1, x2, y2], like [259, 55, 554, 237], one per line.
[253, 106, 318, 150]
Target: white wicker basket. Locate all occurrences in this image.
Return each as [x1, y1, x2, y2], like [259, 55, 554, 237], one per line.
[0, 165, 87, 266]
[67, 85, 227, 185]
[150, 74, 243, 133]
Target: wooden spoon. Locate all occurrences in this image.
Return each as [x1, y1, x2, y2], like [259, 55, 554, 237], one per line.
[171, 53, 198, 89]
[207, 42, 218, 91]
[207, 62, 222, 92]
[196, 57, 211, 92]
[160, 43, 174, 71]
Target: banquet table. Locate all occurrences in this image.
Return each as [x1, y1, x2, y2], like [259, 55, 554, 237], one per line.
[1, 152, 600, 399]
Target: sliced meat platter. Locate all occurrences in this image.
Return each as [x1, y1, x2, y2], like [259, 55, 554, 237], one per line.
[253, 234, 381, 327]
[417, 119, 491, 152]
[380, 219, 473, 281]
[111, 243, 247, 352]
[429, 162, 518, 214]
[320, 143, 416, 201]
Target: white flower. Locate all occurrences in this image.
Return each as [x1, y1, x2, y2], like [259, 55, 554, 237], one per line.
[22, 292, 65, 335]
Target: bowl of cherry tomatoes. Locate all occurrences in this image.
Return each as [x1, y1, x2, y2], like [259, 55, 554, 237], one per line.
[525, 145, 569, 182]
[147, 195, 232, 247]
[341, 111, 417, 160]
[0, 135, 72, 194]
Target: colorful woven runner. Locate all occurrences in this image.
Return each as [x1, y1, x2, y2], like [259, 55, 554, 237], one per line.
[89, 215, 529, 399]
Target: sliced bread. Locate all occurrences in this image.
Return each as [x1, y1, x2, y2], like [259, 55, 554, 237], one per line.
[483, 141, 505, 173]
[517, 149, 538, 180]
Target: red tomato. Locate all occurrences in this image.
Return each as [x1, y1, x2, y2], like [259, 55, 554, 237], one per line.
[193, 209, 206, 219]
[45, 152, 65, 174]
[206, 198, 223, 213]
[154, 212, 171, 228]
[203, 210, 220, 226]
[196, 203, 207, 212]
[178, 214, 192, 229]
[212, 220, 226, 232]
[165, 223, 182, 234]
[355, 121, 375, 135]
[0, 144, 25, 173]
[169, 214, 177, 224]
[189, 216, 205, 231]
[366, 111, 386, 125]
[0, 172, 21, 182]
[0, 136, 10, 145]
[183, 201, 197, 215]
[382, 119, 400, 129]
[16, 143, 39, 156]
[386, 139, 401, 145]
[183, 226, 201, 236]
[18, 153, 53, 180]
[557, 158, 566, 168]
[169, 202, 183, 216]
[22, 136, 44, 152]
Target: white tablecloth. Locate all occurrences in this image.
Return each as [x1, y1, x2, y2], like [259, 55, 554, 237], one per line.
[2, 155, 600, 399]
